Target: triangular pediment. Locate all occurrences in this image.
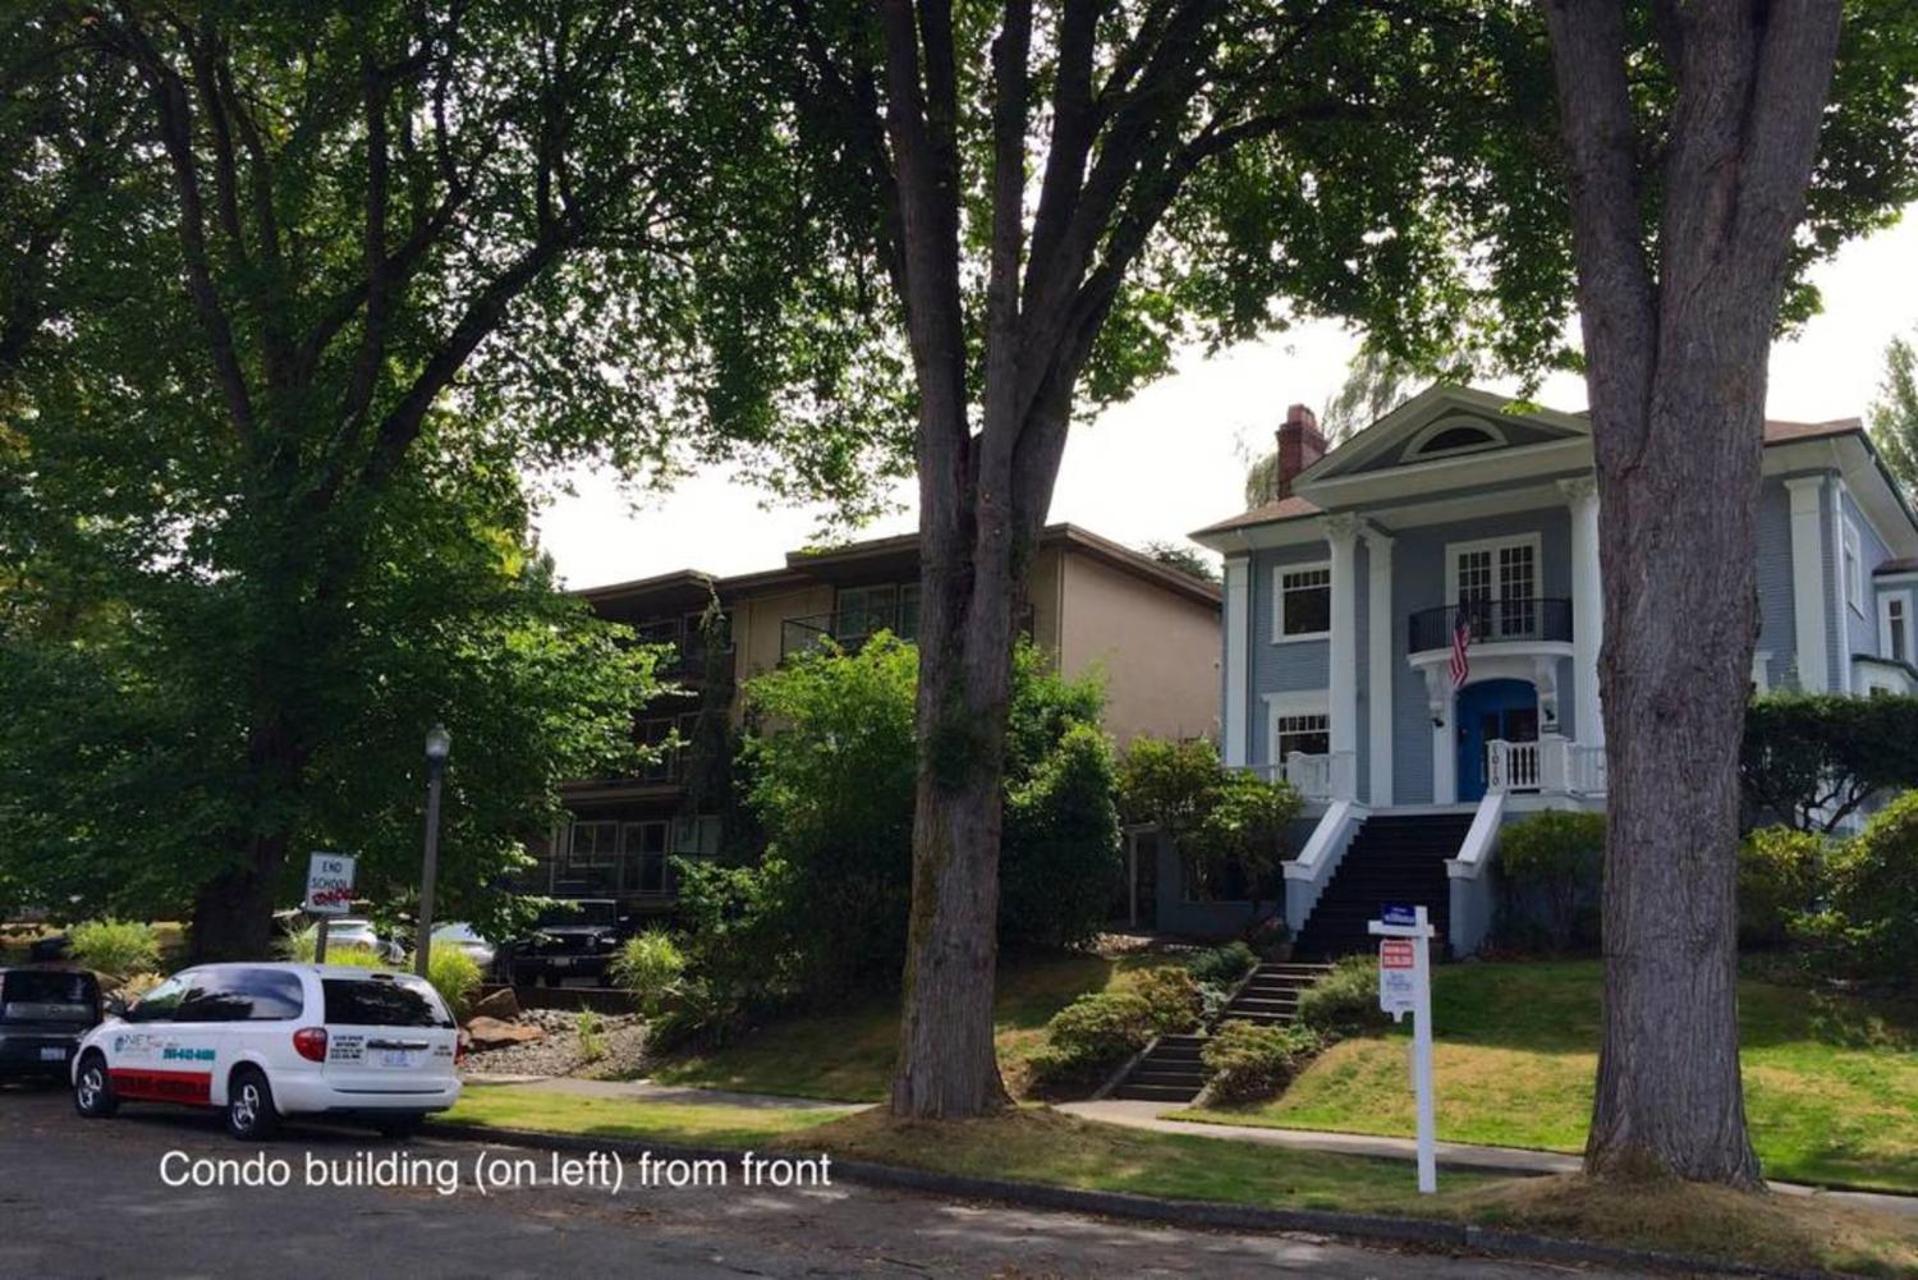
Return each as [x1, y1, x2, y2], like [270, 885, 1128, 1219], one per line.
[1299, 385, 1590, 485]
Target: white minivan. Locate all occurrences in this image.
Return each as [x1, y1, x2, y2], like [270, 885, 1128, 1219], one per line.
[71, 963, 462, 1140]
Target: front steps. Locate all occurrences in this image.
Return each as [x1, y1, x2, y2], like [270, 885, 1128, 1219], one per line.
[1107, 961, 1333, 1102]
[1292, 812, 1470, 959]
[1217, 961, 1334, 1026]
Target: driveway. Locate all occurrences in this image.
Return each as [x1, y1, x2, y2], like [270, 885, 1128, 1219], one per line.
[0, 1082, 1648, 1278]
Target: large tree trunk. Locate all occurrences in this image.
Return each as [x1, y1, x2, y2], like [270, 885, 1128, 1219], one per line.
[189, 707, 306, 962]
[1543, 0, 1841, 1187]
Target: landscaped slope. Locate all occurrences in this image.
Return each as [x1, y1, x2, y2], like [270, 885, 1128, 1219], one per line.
[1179, 961, 1918, 1193]
[648, 951, 1164, 1102]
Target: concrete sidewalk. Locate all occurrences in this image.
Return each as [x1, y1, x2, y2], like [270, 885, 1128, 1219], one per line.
[1059, 1099, 1918, 1219]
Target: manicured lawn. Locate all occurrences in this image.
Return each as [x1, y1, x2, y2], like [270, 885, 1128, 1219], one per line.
[648, 950, 1158, 1102]
[1179, 961, 1918, 1194]
[442, 1082, 850, 1147]
[444, 1087, 1918, 1274]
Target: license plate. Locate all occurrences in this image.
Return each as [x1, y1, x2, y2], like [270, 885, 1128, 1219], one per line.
[550, 957, 573, 969]
[39, 1047, 67, 1062]
[378, 1049, 417, 1069]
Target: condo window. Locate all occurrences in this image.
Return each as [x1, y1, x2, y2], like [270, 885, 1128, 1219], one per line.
[1276, 564, 1331, 639]
[1273, 712, 1331, 760]
[566, 820, 620, 869]
[1886, 596, 1909, 664]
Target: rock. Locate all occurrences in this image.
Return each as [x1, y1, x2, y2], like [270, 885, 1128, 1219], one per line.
[465, 1016, 545, 1050]
[466, 986, 521, 1023]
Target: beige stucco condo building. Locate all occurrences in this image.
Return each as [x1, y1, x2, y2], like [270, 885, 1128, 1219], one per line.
[525, 523, 1222, 916]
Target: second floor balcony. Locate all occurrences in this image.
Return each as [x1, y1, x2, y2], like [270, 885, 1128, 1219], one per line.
[1408, 597, 1573, 654]
[781, 604, 919, 660]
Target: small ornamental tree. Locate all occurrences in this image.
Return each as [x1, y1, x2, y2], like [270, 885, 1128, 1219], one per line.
[1741, 693, 1918, 833]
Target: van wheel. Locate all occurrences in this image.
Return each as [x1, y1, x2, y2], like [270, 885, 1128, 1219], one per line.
[376, 1116, 422, 1140]
[226, 1066, 280, 1141]
[73, 1053, 118, 1119]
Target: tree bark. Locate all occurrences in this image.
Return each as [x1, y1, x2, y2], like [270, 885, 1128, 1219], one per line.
[1542, 0, 1841, 1187]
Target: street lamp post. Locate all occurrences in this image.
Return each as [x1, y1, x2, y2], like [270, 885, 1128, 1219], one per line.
[414, 724, 452, 978]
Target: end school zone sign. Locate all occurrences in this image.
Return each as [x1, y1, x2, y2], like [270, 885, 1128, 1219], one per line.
[304, 853, 357, 915]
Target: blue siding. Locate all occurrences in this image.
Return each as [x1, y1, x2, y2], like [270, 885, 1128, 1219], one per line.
[1843, 488, 1892, 662]
[1246, 542, 1332, 769]
[1754, 479, 1797, 688]
[1388, 507, 1574, 803]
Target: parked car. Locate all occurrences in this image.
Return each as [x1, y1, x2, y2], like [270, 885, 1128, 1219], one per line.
[429, 923, 497, 974]
[71, 963, 461, 1139]
[500, 900, 627, 986]
[0, 968, 102, 1080]
[315, 917, 407, 964]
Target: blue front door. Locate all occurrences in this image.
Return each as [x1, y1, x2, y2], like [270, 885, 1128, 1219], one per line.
[1456, 679, 1540, 802]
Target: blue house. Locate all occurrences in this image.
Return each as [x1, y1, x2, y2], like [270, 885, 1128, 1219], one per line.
[1174, 384, 1918, 955]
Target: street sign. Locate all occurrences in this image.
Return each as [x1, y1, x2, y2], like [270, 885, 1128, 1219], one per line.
[1378, 938, 1417, 1017]
[304, 852, 356, 916]
[1380, 902, 1417, 927]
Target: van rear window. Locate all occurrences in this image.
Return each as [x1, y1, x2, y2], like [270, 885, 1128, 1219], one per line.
[1, 970, 98, 1022]
[321, 978, 449, 1028]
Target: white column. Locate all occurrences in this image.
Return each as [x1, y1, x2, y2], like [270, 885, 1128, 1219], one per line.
[1424, 666, 1456, 805]
[1222, 556, 1250, 765]
[1326, 515, 1361, 798]
[1833, 480, 1853, 694]
[1785, 476, 1830, 692]
[1366, 528, 1395, 806]
[1559, 477, 1604, 746]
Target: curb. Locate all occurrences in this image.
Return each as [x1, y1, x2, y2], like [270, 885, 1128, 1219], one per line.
[420, 1120, 1836, 1280]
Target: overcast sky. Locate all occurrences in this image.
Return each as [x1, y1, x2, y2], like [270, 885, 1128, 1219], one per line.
[534, 206, 1918, 591]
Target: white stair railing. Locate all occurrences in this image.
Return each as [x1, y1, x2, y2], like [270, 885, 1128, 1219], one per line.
[1485, 739, 1540, 793]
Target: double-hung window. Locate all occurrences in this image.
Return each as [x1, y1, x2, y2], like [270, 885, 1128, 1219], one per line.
[1273, 712, 1331, 760]
[1844, 519, 1864, 616]
[1882, 593, 1910, 664]
[1275, 563, 1331, 640]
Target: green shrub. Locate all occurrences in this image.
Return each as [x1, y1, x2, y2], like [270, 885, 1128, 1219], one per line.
[1296, 955, 1388, 1036]
[68, 919, 159, 980]
[1118, 964, 1203, 1035]
[1499, 810, 1605, 951]
[576, 1009, 607, 1062]
[707, 636, 1115, 1004]
[610, 930, 688, 1017]
[427, 946, 482, 1019]
[1000, 723, 1123, 950]
[1031, 990, 1157, 1085]
[1186, 941, 1258, 986]
[1816, 792, 1918, 987]
[1738, 826, 1824, 949]
[1201, 1019, 1324, 1105]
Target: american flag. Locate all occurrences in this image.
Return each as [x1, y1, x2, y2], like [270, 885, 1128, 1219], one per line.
[1449, 609, 1472, 688]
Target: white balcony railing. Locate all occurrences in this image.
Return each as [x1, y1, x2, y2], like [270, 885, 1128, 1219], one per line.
[1282, 750, 1357, 802]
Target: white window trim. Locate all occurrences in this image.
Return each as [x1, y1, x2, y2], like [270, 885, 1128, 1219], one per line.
[1443, 532, 1544, 608]
[1263, 689, 1331, 763]
[1271, 560, 1332, 644]
[1880, 591, 1912, 665]
[1400, 416, 1510, 463]
[1751, 649, 1772, 694]
[1844, 517, 1865, 617]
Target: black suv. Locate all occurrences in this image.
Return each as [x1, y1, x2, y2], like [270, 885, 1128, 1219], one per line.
[502, 900, 628, 986]
[0, 968, 102, 1080]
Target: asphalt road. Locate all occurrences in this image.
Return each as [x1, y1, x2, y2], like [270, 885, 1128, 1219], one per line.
[0, 1082, 1646, 1279]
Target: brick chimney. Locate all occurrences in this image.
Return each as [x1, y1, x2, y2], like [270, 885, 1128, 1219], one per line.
[1273, 404, 1327, 500]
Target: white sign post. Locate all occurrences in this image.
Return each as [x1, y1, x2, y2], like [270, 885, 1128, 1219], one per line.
[304, 853, 356, 964]
[1369, 904, 1437, 1193]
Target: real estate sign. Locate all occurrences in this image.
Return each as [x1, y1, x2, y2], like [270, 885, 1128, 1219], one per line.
[1378, 938, 1417, 1016]
[304, 852, 356, 916]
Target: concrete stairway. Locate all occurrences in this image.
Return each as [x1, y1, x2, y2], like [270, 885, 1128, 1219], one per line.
[1107, 961, 1333, 1103]
[1292, 812, 1469, 958]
